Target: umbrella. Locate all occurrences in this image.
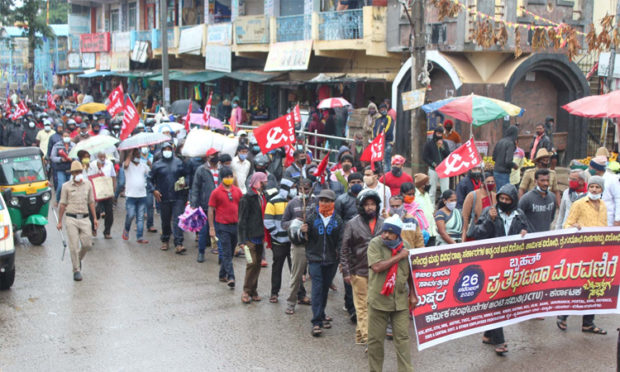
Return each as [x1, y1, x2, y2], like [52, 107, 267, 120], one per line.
[318, 97, 351, 109]
[562, 90, 620, 118]
[76, 102, 108, 114]
[118, 132, 171, 151]
[153, 122, 185, 134]
[69, 135, 119, 157]
[421, 94, 524, 126]
[169, 99, 202, 115]
[183, 113, 225, 129]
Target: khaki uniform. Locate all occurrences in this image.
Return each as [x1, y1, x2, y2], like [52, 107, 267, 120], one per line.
[520, 167, 559, 193]
[59, 179, 95, 272]
[367, 237, 413, 372]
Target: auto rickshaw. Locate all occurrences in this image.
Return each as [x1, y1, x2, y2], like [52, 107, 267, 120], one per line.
[0, 147, 51, 245]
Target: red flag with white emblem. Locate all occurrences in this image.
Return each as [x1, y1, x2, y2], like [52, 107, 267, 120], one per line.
[106, 84, 125, 116]
[435, 138, 482, 178]
[46, 91, 56, 110]
[202, 91, 213, 124]
[252, 105, 300, 153]
[120, 96, 139, 140]
[184, 100, 192, 132]
[360, 132, 385, 171]
[11, 100, 28, 120]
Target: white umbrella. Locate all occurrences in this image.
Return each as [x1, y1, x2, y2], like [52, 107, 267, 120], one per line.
[317, 97, 351, 109]
[153, 122, 184, 134]
[118, 132, 172, 151]
[69, 135, 119, 157]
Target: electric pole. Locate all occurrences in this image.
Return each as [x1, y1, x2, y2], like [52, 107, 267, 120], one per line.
[402, 0, 427, 174]
[160, 0, 170, 107]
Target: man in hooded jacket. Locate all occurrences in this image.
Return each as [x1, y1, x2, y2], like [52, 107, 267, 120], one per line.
[492, 125, 519, 191]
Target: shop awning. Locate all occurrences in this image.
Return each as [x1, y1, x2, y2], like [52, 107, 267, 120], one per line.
[77, 71, 115, 78]
[57, 69, 83, 75]
[147, 71, 186, 82]
[174, 71, 226, 83]
[112, 71, 160, 78]
[226, 70, 282, 83]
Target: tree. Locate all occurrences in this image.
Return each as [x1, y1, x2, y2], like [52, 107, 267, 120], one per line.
[37, 0, 69, 24]
[12, 0, 55, 101]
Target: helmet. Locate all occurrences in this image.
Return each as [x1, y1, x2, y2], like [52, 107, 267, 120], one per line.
[254, 154, 270, 168]
[357, 189, 382, 214]
[74, 116, 82, 124]
[67, 119, 76, 126]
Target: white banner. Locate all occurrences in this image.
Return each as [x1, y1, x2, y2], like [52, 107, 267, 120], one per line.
[205, 45, 232, 73]
[178, 25, 204, 55]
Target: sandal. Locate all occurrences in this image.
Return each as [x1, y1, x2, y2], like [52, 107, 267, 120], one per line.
[323, 321, 332, 329]
[251, 295, 262, 302]
[298, 297, 311, 306]
[269, 295, 278, 303]
[324, 315, 333, 322]
[285, 306, 295, 315]
[312, 326, 322, 337]
[556, 318, 567, 331]
[582, 325, 607, 335]
[241, 293, 251, 304]
[482, 336, 493, 345]
[495, 343, 508, 356]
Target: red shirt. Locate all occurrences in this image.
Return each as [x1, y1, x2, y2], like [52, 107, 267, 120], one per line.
[380, 172, 414, 196]
[208, 185, 243, 224]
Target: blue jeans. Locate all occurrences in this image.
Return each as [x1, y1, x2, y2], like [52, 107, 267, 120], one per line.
[198, 222, 211, 254]
[124, 197, 146, 240]
[384, 143, 393, 172]
[308, 262, 339, 327]
[55, 170, 69, 202]
[146, 192, 154, 228]
[493, 171, 510, 192]
[216, 222, 237, 281]
[115, 167, 125, 199]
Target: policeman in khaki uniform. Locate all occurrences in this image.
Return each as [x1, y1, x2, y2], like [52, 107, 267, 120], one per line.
[57, 161, 98, 281]
[367, 215, 417, 372]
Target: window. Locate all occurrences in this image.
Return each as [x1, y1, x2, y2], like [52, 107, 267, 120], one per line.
[110, 9, 120, 32]
[167, 0, 176, 27]
[128, 2, 137, 30]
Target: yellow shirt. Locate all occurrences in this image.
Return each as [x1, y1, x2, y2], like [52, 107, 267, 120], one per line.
[563, 197, 607, 228]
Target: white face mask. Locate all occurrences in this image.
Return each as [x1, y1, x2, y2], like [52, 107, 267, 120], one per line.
[44, 126, 51, 131]
[162, 150, 172, 159]
[28, 122, 35, 128]
[74, 174, 84, 183]
[446, 201, 457, 211]
[588, 192, 602, 200]
[141, 147, 149, 155]
[133, 157, 140, 163]
[62, 137, 71, 143]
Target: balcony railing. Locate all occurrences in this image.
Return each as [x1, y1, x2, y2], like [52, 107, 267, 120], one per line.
[318, 9, 363, 41]
[276, 14, 311, 42]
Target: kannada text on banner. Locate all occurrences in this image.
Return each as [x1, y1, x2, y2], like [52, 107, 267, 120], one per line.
[409, 227, 620, 350]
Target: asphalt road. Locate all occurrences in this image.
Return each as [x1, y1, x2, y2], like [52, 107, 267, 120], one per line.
[0, 203, 617, 372]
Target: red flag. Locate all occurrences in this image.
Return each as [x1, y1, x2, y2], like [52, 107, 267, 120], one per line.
[184, 100, 192, 132]
[314, 153, 330, 184]
[106, 84, 124, 116]
[10, 100, 28, 120]
[46, 91, 56, 110]
[202, 91, 213, 124]
[284, 145, 295, 168]
[120, 96, 139, 140]
[252, 105, 300, 153]
[435, 138, 482, 178]
[4, 97, 11, 113]
[360, 132, 385, 170]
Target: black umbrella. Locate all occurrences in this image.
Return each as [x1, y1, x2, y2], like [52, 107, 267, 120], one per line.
[169, 99, 202, 115]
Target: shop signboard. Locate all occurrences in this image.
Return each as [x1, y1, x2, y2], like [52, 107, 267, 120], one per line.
[235, 16, 269, 44]
[68, 53, 82, 69]
[80, 32, 111, 53]
[81, 53, 96, 69]
[178, 25, 204, 55]
[131, 41, 149, 63]
[264, 40, 312, 72]
[96, 53, 111, 71]
[207, 23, 232, 45]
[113, 31, 131, 53]
[401, 88, 426, 110]
[110, 53, 130, 72]
[205, 45, 232, 72]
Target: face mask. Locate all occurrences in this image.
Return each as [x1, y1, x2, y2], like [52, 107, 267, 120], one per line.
[350, 183, 363, 195]
[252, 145, 261, 154]
[44, 126, 51, 131]
[446, 201, 457, 211]
[133, 157, 140, 163]
[589, 168, 597, 176]
[81, 158, 90, 166]
[569, 180, 580, 191]
[471, 172, 482, 180]
[389, 206, 405, 218]
[445, 126, 452, 131]
[423, 184, 431, 193]
[392, 167, 402, 177]
[363, 176, 374, 186]
[588, 192, 602, 200]
[299, 158, 306, 166]
[486, 183, 496, 192]
[28, 122, 34, 128]
[539, 161, 550, 168]
[289, 188, 298, 198]
[239, 153, 248, 161]
[380, 110, 387, 116]
[93, 129, 100, 134]
[222, 178, 234, 186]
[355, 139, 363, 146]
[497, 201, 512, 213]
[434, 135, 443, 141]
[74, 174, 84, 183]
[232, 103, 238, 108]
[141, 147, 149, 155]
[535, 185, 548, 194]
[162, 150, 172, 159]
[536, 131, 544, 136]
[368, 110, 376, 116]
[342, 164, 352, 172]
[318, 201, 335, 216]
[404, 195, 415, 204]
[382, 237, 402, 250]
[63, 137, 71, 143]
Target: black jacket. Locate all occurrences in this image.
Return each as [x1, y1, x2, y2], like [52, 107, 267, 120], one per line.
[471, 184, 532, 240]
[529, 134, 552, 158]
[335, 191, 358, 223]
[304, 207, 344, 264]
[456, 175, 478, 210]
[4, 124, 24, 146]
[492, 126, 519, 174]
[148, 156, 188, 201]
[238, 189, 265, 243]
[422, 137, 450, 169]
[190, 165, 216, 211]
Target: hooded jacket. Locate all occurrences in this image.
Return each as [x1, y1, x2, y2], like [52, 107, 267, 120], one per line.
[148, 155, 188, 201]
[335, 190, 358, 223]
[363, 102, 380, 143]
[238, 188, 266, 243]
[189, 164, 216, 211]
[341, 214, 384, 277]
[422, 135, 450, 169]
[492, 126, 519, 174]
[471, 184, 532, 240]
[304, 207, 344, 264]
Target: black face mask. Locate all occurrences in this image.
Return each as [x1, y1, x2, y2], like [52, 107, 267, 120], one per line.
[93, 129, 100, 134]
[423, 184, 431, 193]
[392, 167, 402, 177]
[299, 158, 306, 166]
[470, 172, 482, 180]
[497, 201, 513, 213]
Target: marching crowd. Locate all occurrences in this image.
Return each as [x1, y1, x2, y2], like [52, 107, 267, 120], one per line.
[2, 96, 619, 372]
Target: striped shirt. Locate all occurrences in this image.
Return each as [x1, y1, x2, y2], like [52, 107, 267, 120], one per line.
[264, 195, 289, 243]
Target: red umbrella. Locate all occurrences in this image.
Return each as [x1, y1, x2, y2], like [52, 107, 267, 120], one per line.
[562, 90, 620, 118]
[318, 97, 351, 109]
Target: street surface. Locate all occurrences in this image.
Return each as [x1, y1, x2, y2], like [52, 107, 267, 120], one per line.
[0, 203, 617, 371]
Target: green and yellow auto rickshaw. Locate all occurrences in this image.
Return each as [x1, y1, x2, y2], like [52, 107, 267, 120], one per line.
[0, 147, 51, 245]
